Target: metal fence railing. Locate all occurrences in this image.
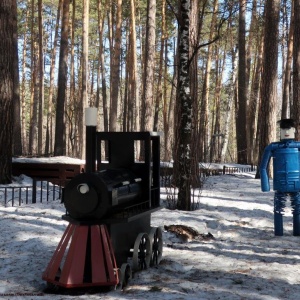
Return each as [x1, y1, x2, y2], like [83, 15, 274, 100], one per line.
[222, 165, 256, 174]
[0, 179, 64, 207]
[160, 165, 257, 187]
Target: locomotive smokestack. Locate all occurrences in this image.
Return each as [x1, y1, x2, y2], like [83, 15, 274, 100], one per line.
[85, 107, 97, 173]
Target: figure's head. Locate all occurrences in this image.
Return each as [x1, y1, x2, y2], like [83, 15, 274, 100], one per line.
[278, 119, 296, 140]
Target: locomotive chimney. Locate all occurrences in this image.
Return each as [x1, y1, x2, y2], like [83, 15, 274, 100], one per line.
[85, 107, 97, 173]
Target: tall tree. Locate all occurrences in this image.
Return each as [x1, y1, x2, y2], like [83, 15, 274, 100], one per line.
[12, 0, 22, 155]
[175, 0, 193, 211]
[162, 0, 174, 161]
[220, 46, 238, 163]
[246, 0, 259, 163]
[109, 0, 122, 131]
[292, 0, 300, 135]
[141, 0, 156, 131]
[249, 31, 264, 164]
[68, 0, 76, 155]
[236, 0, 248, 164]
[29, 0, 38, 155]
[38, 0, 44, 155]
[165, 38, 177, 162]
[0, 0, 15, 183]
[45, 0, 63, 155]
[127, 0, 139, 131]
[20, 4, 29, 155]
[97, 0, 108, 131]
[282, 0, 294, 119]
[79, 0, 89, 158]
[210, 44, 226, 162]
[258, 0, 280, 170]
[199, 0, 218, 162]
[54, 0, 70, 156]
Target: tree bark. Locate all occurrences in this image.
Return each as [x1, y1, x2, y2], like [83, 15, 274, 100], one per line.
[38, 0, 44, 155]
[0, 0, 14, 183]
[211, 46, 226, 162]
[220, 46, 238, 163]
[236, 0, 248, 164]
[176, 0, 192, 211]
[199, 0, 217, 162]
[109, 0, 122, 131]
[68, 0, 76, 155]
[292, 0, 300, 137]
[249, 34, 264, 164]
[79, 0, 89, 159]
[46, 0, 62, 155]
[29, 0, 38, 155]
[258, 0, 280, 171]
[21, 5, 29, 155]
[12, 0, 22, 156]
[97, 0, 108, 131]
[141, 0, 156, 131]
[246, 0, 258, 164]
[128, 0, 139, 131]
[54, 0, 70, 156]
[282, 0, 294, 119]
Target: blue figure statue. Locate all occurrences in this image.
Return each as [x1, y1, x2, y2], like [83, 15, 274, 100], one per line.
[260, 118, 300, 236]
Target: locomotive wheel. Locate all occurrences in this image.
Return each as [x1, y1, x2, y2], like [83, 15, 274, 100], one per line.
[118, 263, 132, 289]
[149, 227, 163, 266]
[132, 233, 151, 271]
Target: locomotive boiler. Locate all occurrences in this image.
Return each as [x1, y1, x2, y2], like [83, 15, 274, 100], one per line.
[43, 108, 163, 290]
[63, 168, 143, 220]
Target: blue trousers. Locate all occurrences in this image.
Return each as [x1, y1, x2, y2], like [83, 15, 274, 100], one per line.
[274, 191, 300, 236]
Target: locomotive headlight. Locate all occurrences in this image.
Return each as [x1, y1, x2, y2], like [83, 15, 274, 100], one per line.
[77, 183, 90, 194]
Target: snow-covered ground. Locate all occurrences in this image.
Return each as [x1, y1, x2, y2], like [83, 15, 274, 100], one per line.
[0, 167, 300, 300]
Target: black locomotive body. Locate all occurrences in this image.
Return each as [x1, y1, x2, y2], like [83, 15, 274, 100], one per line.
[43, 129, 162, 289]
[63, 168, 143, 220]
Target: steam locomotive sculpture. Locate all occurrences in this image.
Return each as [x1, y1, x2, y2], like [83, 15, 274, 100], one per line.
[43, 108, 162, 289]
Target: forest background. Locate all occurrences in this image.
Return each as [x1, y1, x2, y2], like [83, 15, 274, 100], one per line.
[0, 0, 299, 208]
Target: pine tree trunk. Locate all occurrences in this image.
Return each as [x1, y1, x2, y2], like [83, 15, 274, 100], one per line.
[211, 47, 226, 162]
[153, 28, 164, 131]
[21, 6, 29, 155]
[282, 6, 293, 119]
[236, 0, 248, 164]
[258, 0, 280, 171]
[292, 0, 300, 137]
[165, 40, 177, 162]
[109, 0, 122, 131]
[0, 0, 14, 183]
[12, 0, 22, 156]
[38, 0, 44, 155]
[29, 0, 38, 155]
[199, 0, 218, 162]
[54, 0, 70, 156]
[246, 0, 258, 163]
[68, 0, 76, 155]
[141, 0, 156, 131]
[79, 0, 89, 159]
[97, 0, 108, 131]
[248, 32, 263, 164]
[220, 44, 238, 163]
[128, 0, 139, 131]
[29, 44, 38, 155]
[46, 0, 62, 155]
